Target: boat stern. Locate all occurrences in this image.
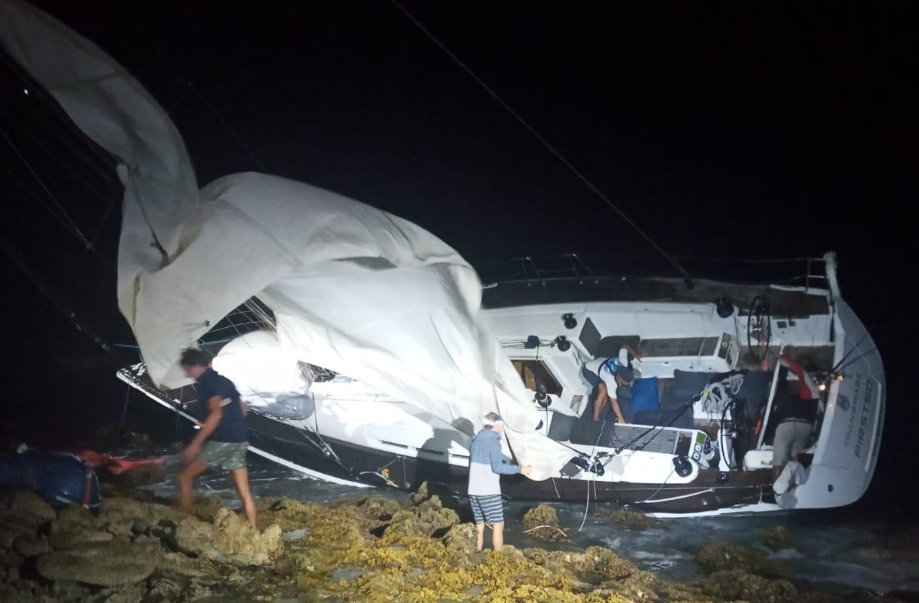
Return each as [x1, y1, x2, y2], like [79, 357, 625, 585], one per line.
[779, 298, 885, 509]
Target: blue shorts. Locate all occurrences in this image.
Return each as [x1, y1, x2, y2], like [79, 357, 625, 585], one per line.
[470, 494, 504, 525]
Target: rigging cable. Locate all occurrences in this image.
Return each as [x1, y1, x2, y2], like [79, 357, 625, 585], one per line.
[388, 0, 693, 288]
[0, 125, 91, 248]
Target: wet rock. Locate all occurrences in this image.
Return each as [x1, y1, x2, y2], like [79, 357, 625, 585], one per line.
[582, 545, 636, 581]
[257, 497, 321, 533]
[0, 548, 23, 568]
[156, 550, 224, 580]
[13, 533, 50, 558]
[524, 548, 586, 577]
[1, 566, 19, 584]
[174, 508, 283, 566]
[762, 525, 795, 550]
[443, 522, 478, 557]
[385, 495, 459, 538]
[59, 503, 97, 527]
[192, 494, 224, 523]
[50, 579, 92, 601]
[608, 509, 659, 531]
[701, 569, 797, 603]
[95, 510, 137, 537]
[49, 506, 114, 549]
[695, 542, 784, 577]
[94, 583, 146, 603]
[36, 541, 160, 586]
[282, 527, 310, 542]
[522, 504, 567, 541]
[407, 481, 431, 506]
[356, 496, 401, 522]
[0, 519, 34, 550]
[3, 491, 56, 529]
[330, 565, 366, 583]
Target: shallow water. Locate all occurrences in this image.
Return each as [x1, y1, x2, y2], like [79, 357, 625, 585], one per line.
[145, 452, 919, 596]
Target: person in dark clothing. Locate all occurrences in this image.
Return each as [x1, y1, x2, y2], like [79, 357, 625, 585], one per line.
[176, 348, 256, 526]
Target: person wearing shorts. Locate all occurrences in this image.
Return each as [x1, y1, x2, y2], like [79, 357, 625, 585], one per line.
[467, 412, 532, 551]
[176, 348, 256, 526]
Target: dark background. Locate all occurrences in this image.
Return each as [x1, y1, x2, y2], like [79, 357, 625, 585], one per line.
[1, 2, 916, 517]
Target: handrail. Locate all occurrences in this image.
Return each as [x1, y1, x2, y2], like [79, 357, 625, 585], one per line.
[476, 253, 831, 289]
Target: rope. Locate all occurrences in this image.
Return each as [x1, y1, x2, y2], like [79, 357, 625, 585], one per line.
[637, 466, 676, 503]
[387, 0, 693, 287]
[523, 524, 567, 538]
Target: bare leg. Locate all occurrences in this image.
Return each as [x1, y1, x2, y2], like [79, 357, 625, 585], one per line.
[593, 383, 608, 421]
[230, 468, 257, 527]
[492, 522, 504, 552]
[475, 523, 485, 551]
[177, 461, 207, 514]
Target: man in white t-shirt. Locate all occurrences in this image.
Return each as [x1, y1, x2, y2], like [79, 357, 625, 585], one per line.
[582, 345, 643, 423]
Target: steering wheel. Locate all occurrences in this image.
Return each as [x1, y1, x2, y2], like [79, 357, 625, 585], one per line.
[746, 296, 771, 362]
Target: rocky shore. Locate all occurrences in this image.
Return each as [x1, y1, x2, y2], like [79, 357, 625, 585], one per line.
[1, 484, 914, 603]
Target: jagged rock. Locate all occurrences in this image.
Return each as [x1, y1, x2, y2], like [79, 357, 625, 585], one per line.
[701, 569, 797, 603]
[157, 550, 225, 580]
[192, 494, 224, 523]
[3, 491, 56, 529]
[522, 505, 566, 541]
[0, 548, 23, 568]
[174, 508, 283, 566]
[608, 509, 659, 531]
[50, 579, 92, 601]
[95, 510, 137, 537]
[407, 481, 430, 506]
[36, 541, 160, 586]
[1, 566, 19, 584]
[49, 510, 114, 549]
[58, 504, 96, 528]
[356, 496, 401, 522]
[93, 583, 146, 603]
[385, 495, 459, 538]
[582, 545, 636, 581]
[0, 519, 34, 550]
[695, 542, 781, 576]
[13, 533, 50, 558]
[762, 525, 795, 550]
[443, 522, 478, 557]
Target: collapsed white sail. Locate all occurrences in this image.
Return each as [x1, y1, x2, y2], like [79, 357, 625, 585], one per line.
[0, 0, 576, 478]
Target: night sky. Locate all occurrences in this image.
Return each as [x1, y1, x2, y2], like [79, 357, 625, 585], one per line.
[1, 1, 917, 515]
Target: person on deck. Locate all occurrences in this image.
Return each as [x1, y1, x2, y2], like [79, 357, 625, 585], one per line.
[467, 412, 532, 552]
[176, 348, 257, 526]
[770, 356, 820, 495]
[582, 344, 643, 423]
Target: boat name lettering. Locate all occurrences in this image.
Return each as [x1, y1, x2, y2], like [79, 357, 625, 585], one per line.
[854, 377, 873, 460]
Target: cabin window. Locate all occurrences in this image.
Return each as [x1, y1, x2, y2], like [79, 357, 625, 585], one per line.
[511, 360, 563, 396]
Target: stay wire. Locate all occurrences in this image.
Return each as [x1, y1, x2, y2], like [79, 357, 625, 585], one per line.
[388, 0, 693, 286]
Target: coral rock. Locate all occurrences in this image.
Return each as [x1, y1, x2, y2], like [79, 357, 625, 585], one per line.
[522, 505, 567, 541]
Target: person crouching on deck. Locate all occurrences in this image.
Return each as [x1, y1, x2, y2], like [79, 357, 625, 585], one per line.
[176, 348, 257, 526]
[467, 412, 532, 551]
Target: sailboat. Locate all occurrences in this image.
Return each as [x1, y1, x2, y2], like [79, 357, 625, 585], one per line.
[1, 0, 884, 515]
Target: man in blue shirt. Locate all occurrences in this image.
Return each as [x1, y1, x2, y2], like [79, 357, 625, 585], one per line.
[467, 412, 531, 551]
[176, 348, 256, 526]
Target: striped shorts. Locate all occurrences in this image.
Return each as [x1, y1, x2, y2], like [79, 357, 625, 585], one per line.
[469, 494, 504, 525]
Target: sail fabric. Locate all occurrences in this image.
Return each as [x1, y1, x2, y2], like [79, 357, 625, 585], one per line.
[0, 0, 576, 479]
